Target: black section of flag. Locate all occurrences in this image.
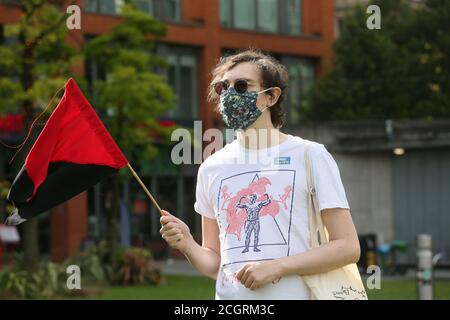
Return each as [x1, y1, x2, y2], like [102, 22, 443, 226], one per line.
[7, 165, 34, 203]
[9, 162, 117, 219]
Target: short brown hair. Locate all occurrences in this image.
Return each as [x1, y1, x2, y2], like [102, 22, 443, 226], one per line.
[207, 49, 289, 129]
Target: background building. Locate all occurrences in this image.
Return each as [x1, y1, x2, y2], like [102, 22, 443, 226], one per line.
[0, 0, 335, 260]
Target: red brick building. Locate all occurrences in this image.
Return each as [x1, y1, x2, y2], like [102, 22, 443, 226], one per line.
[0, 0, 335, 261]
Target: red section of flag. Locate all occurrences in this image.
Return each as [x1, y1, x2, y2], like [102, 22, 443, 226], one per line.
[24, 78, 128, 200]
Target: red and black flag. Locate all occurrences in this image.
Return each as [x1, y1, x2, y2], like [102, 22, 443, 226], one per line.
[5, 78, 128, 225]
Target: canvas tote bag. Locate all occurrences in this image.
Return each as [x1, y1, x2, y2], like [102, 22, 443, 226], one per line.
[302, 142, 367, 300]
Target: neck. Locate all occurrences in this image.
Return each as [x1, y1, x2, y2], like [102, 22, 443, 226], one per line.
[237, 125, 287, 150]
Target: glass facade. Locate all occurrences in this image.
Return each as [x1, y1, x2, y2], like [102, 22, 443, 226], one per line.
[220, 0, 232, 27]
[84, 0, 118, 15]
[281, 55, 315, 126]
[133, 0, 154, 15]
[85, 38, 199, 123]
[284, 0, 301, 35]
[221, 0, 302, 35]
[165, 0, 181, 21]
[233, 0, 256, 30]
[158, 45, 199, 121]
[84, 0, 181, 21]
[258, 0, 278, 33]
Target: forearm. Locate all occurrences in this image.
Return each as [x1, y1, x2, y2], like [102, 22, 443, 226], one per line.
[181, 236, 221, 280]
[278, 239, 360, 277]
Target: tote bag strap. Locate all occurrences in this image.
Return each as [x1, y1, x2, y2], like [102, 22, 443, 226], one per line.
[304, 142, 328, 248]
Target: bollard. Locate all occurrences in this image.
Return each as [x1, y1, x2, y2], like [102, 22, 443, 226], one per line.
[416, 234, 433, 300]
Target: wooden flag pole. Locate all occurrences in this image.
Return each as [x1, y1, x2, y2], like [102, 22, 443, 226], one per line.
[127, 163, 163, 216]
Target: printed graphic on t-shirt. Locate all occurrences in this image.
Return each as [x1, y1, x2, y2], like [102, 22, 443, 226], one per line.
[217, 169, 296, 266]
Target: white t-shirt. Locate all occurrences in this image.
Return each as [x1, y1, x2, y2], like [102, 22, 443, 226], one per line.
[194, 134, 350, 300]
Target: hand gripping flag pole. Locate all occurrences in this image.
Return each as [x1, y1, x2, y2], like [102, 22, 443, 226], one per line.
[5, 78, 163, 226]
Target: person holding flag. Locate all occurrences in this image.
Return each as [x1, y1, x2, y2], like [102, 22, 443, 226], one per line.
[160, 49, 362, 300]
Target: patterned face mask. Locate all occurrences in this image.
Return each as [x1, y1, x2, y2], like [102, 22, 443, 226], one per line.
[219, 87, 274, 130]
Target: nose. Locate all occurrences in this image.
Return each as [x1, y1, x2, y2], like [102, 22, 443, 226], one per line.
[224, 87, 237, 95]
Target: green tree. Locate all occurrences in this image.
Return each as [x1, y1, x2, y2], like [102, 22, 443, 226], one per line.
[302, 0, 450, 121]
[0, 0, 77, 271]
[84, 3, 175, 263]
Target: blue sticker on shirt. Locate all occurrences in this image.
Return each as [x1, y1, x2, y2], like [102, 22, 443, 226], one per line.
[274, 156, 291, 165]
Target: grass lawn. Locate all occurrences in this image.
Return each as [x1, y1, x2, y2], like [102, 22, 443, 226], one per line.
[366, 279, 450, 300]
[84, 275, 215, 300]
[79, 275, 450, 300]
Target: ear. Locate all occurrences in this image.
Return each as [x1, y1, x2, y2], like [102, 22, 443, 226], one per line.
[267, 87, 282, 107]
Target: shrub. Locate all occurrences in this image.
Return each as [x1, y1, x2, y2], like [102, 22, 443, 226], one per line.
[113, 247, 164, 286]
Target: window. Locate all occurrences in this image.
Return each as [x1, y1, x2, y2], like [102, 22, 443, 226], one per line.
[165, 0, 181, 21]
[84, 0, 181, 21]
[134, 0, 181, 21]
[221, 0, 232, 27]
[284, 0, 301, 35]
[158, 45, 198, 121]
[234, 0, 256, 30]
[84, 0, 119, 14]
[84, 36, 107, 103]
[258, 0, 278, 32]
[281, 56, 315, 126]
[220, 0, 301, 35]
[134, 0, 154, 15]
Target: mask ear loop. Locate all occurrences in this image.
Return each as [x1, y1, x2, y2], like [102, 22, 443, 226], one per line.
[257, 87, 274, 94]
[257, 87, 275, 113]
[260, 105, 270, 113]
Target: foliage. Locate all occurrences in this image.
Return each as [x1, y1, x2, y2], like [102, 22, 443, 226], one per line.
[302, 0, 450, 121]
[62, 240, 111, 286]
[0, 262, 72, 299]
[0, 242, 163, 299]
[84, 3, 175, 160]
[112, 247, 164, 286]
[0, 0, 77, 115]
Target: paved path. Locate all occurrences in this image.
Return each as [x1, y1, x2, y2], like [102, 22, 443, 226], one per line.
[156, 259, 201, 276]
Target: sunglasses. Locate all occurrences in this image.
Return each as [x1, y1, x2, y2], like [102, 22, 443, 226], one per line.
[214, 79, 253, 96]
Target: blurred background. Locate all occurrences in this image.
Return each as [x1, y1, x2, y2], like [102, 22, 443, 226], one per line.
[0, 0, 449, 299]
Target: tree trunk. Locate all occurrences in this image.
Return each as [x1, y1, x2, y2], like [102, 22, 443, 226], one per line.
[18, 124, 40, 271]
[107, 104, 124, 264]
[21, 219, 40, 271]
[107, 175, 121, 264]
[18, 21, 40, 271]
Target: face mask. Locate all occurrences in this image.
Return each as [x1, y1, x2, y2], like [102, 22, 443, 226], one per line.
[219, 87, 273, 130]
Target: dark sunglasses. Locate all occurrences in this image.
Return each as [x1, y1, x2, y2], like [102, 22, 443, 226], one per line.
[214, 79, 251, 95]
